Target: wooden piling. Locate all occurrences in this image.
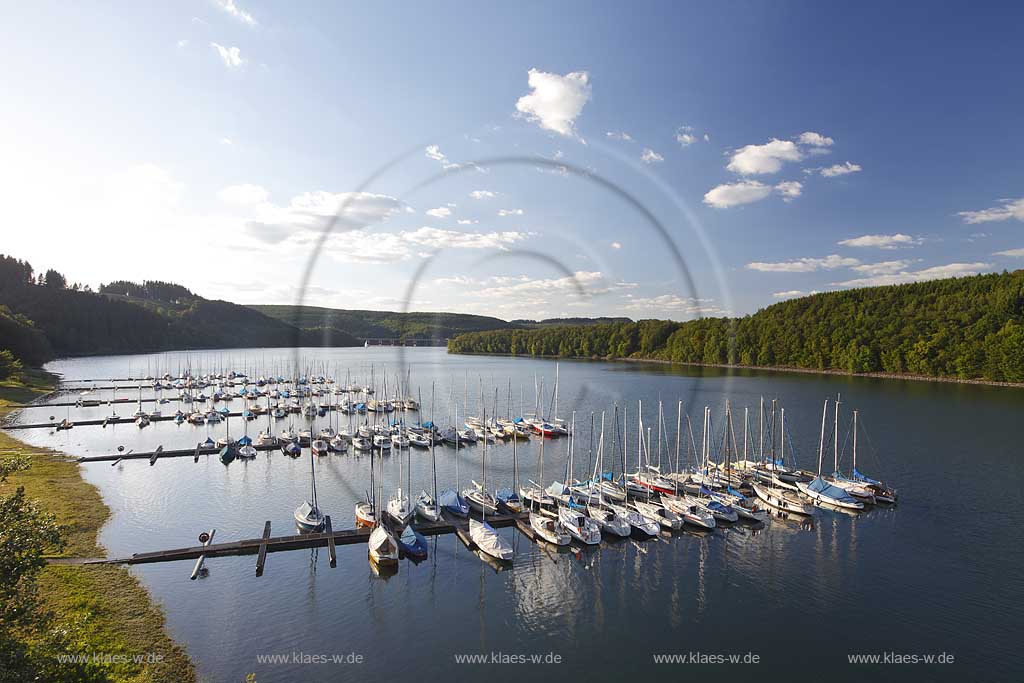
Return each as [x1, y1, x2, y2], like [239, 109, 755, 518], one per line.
[149, 445, 163, 466]
[255, 521, 271, 576]
[325, 516, 337, 567]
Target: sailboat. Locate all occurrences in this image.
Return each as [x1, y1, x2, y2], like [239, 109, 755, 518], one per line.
[848, 410, 898, 503]
[440, 403, 470, 516]
[467, 403, 514, 563]
[797, 399, 864, 511]
[386, 436, 412, 525]
[585, 414, 630, 537]
[529, 511, 571, 545]
[825, 398, 878, 503]
[294, 441, 325, 531]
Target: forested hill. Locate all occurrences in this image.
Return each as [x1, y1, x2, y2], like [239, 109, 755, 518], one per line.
[250, 306, 633, 343]
[448, 270, 1024, 383]
[0, 256, 359, 364]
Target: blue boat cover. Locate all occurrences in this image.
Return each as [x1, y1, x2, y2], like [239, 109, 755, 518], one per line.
[807, 476, 857, 503]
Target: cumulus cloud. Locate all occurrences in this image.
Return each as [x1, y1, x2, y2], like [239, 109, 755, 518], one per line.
[425, 206, 452, 218]
[641, 148, 664, 164]
[958, 197, 1024, 224]
[606, 131, 633, 142]
[515, 68, 592, 138]
[850, 260, 914, 276]
[775, 180, 803, 201]
[402, 227, 528, 250]
[838, 233, 921, 249]
[218, 183, 268, 205]
[469, 190, 495, 199]
[703, 180, 773, 208]
[832, 262, 990, 288]
[727, 139, 803, 175]
[498, 208, 524, 216]
[214, 0, 256, 26]
[818, 161, 862, 177]
[994, 248, 1024, 257]
[676, 125, 697, 147]
[772, 290, 816, 299]
[610, 241, 622, 249]
[210, 42, 244, 68]
[322, 227, 532, 264]
[622, 294, 721, 317]
[746, 254, 860, 273]
[457, 219, 477, 225]
[244, 191, 405, 241]
[798, 131, 834, 147]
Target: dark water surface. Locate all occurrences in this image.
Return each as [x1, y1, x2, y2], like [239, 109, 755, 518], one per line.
[10, 347, 1022, 682]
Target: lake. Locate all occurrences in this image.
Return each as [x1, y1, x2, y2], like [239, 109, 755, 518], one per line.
[9, 346, 1022, 682]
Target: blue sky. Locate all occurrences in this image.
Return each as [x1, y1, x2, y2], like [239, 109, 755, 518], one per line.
[3, 1, 1022, 321]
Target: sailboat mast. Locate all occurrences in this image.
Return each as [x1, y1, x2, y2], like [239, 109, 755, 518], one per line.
[852, 409, 858, 475]
[817, 399, 828, 476]
[833, 393, 841, 474]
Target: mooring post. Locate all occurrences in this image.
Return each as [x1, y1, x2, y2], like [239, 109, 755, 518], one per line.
[193, 442, 202, 463]
[149, 445, 163, 466]
[190, 528, 215, 580]
[325, 516, 337, 568]
[255, 521, 271, 576]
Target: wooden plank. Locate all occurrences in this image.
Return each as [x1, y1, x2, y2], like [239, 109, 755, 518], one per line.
[193, 442, 202, 462]
[515, 518, 537, 541]
[454, 526, 476, 550]
[149, 445, 163, 466]
[255, 521, 271, 576]
[325, 516, 337, 568]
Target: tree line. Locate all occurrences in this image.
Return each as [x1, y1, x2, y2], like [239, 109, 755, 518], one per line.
[0, 254, 359, 369]
[448, 269, 1024, 383]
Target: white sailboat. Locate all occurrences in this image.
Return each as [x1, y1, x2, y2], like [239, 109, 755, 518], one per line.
[294, 442, 325, 531]
[797, 399, 865, 511]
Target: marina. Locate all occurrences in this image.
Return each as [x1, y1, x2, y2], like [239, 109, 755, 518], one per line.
[5, 346, 1020, 681]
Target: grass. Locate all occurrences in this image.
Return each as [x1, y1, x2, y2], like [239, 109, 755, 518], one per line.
[1, 370, 196, 683]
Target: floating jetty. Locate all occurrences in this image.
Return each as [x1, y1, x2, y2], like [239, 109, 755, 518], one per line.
[89, 512, 527, 569]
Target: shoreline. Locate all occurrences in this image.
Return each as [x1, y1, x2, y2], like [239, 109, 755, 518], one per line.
[448, 351, 1024, 389]
[0, 369, 196, 682]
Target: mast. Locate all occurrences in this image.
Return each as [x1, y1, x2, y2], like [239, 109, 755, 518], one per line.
[852, 409, 858, 476]
[675, 400, 682, 475]
[431, 382, 438, 507]
[817, 399, 828, 476]
[758, 396, 764, 464]
[833, 393, 841, 475]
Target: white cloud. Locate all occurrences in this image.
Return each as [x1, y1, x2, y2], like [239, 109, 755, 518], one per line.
[606, 131, 633, 142]
[833, 262, 990, 288]
[177, 39, 189, 48]
[958, 197, 1024, 224]
[775, 180, 803, 201]
[214, 0, 257, 26]
[424, 144, 478, 172]
[622, 294, 721, 317]
[610, 241, 622, 249]
[838, 233, 921, 249]
[746, 254, 860, 273]
[641, 148, 664, 164]
[218, 137, 233, 145]
[469, 190, 495, 199]
[850, 260, 913, 276]
[819, 161, 862, 177]
[425, 206, 452, 218]
[772, 290, 816, 299]
[210, 42, 244, 69]
[457, 219, 477, 225]
[703, 180, 773, 208]
[498, 208, 524, 216]
[402, 226, 529, 250]
[218, 183, 268, 206]
[798, 131, 834, 147]
[676, 125, 697, 147]
[994, 248, 1024, 257]
[727, 139, 802, 175]
[244, 191, 405, 241]
[515, 68, 592, 138]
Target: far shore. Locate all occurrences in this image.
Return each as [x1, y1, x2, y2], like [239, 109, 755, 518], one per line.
[447, 350, 1024, 389]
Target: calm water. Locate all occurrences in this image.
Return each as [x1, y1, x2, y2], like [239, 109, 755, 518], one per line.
[9, 347, 1022, 681]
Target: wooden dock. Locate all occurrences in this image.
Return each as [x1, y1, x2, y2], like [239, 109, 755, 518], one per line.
[91, 513, 527, 568]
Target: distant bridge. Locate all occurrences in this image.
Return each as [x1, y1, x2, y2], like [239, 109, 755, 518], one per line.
[359, 338, 449, 347]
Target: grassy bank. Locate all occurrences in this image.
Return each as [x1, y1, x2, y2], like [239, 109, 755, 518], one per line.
[1, 370, 195, 683]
